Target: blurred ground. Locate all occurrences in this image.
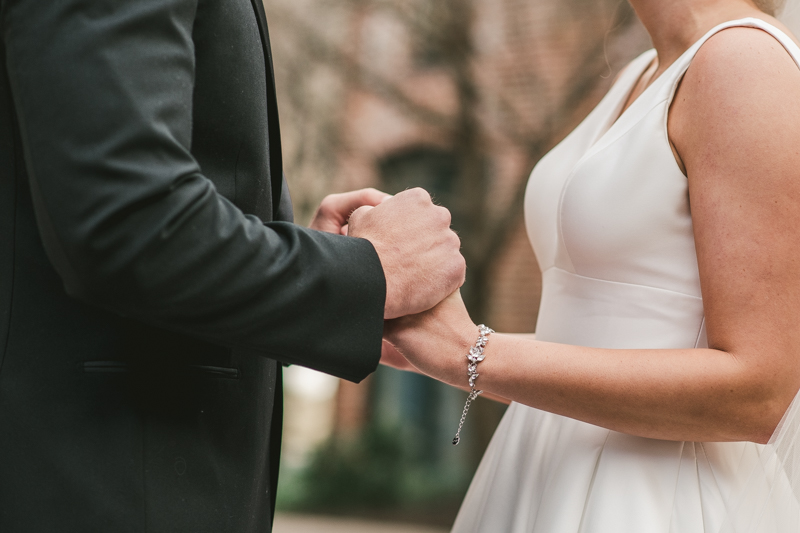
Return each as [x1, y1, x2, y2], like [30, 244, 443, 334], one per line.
[273, 513, 449, 533]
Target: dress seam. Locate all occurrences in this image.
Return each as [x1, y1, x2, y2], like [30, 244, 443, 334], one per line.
[471, 414, 513, 531]
[528, 427, 552, 531]
[575, 430, 611, 533]
[665, 441, 685, 533]
[698, 441, 729, 526]
[695, 445, 706, 533]
[544, 265, 703, 300]
[693, 316, 706, 348]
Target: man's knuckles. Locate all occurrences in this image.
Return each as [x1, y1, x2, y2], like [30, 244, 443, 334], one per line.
[452, 255, 467, 287]
[445, 230, 461, 248]
[407, 187, 432, 203]
[434, 205, 452, 226]
[391, 187, 432, 209]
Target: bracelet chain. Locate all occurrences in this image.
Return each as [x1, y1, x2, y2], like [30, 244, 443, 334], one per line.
[453, 324, 494, 446]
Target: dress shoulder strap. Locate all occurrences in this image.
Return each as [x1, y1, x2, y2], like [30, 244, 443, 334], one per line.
[658, 17, 800, 105]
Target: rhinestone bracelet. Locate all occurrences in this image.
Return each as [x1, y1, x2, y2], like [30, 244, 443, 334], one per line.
[453, 324, 494, 446]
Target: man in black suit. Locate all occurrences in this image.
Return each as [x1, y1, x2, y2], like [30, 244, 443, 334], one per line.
[0, 0, 465, 531]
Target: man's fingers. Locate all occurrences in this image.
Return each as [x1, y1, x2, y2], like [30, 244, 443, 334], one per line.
[345, 185, 466, 318]
[449, 251, 467, 289]
[394, 187, 431, 205]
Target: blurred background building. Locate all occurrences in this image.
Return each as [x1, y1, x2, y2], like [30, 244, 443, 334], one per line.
[264, 0, 652, 528]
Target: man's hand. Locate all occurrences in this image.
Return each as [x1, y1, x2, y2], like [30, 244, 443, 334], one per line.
[348, 188, 466, 319]
[309, 188, 391, 235]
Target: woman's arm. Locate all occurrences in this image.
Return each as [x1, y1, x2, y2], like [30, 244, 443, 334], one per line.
[386, 294, 763, 442]
[380, 339, 512, 405]
[385, 28, 800, 444]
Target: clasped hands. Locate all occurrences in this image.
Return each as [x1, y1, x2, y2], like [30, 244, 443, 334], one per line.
[310, 188, 478, 385]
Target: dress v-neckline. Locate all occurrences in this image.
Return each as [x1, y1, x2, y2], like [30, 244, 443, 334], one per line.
[589, 50, 659, 150]
[587, 32, 703, 157]
[609, 57, 659, 132]
[591, 16, 800, 157]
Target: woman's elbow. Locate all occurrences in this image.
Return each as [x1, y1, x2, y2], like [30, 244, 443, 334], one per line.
[744, 389, 794, 445]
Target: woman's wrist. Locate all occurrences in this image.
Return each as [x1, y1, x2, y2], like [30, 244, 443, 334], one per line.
[443, 320, 487, 387]
[383, 290, 479, 387]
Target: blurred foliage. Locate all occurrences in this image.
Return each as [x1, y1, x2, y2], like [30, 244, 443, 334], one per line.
[277, 423, 471, 523]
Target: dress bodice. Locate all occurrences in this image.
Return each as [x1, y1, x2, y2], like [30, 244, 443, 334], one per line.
[524, 42, 707, 350]
[524, 18, 800, 350]
[525, 47, 695, 296]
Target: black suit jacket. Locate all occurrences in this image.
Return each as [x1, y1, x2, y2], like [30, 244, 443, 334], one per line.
[0, 0, 386, 530]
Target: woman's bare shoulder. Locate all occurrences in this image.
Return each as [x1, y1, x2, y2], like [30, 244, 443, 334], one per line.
[681, 26, 800, 115]
[671, 26, 800, 172]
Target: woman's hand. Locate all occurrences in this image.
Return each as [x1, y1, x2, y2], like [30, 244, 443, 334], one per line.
[380, 339, 418, 372]
[383, 291, 477, 387]
[309, 188, 391, 235]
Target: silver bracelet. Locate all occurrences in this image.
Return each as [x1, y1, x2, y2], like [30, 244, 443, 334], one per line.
[453, 324, 494, 446]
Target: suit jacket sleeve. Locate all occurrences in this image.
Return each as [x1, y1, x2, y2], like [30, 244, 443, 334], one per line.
[1, 0, 385, 382]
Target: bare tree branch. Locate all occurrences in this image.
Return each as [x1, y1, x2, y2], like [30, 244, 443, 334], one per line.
[271, 3, 455, 130]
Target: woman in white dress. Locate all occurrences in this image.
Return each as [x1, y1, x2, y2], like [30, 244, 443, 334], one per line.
[377, 0, 800, 531]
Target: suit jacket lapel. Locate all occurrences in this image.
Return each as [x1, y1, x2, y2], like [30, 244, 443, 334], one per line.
[249, 0, 286, 221]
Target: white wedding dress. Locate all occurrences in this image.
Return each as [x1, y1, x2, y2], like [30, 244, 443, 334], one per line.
[451, 18, 800, 533]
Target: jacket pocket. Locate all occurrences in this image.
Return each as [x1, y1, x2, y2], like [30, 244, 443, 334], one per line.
[186, 365, 240, 379]
[81, 361, 130, 373]
[80, 361, 239, 379]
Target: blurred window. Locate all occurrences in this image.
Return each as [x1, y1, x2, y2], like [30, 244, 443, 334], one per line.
[379, 147, 457, 199]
